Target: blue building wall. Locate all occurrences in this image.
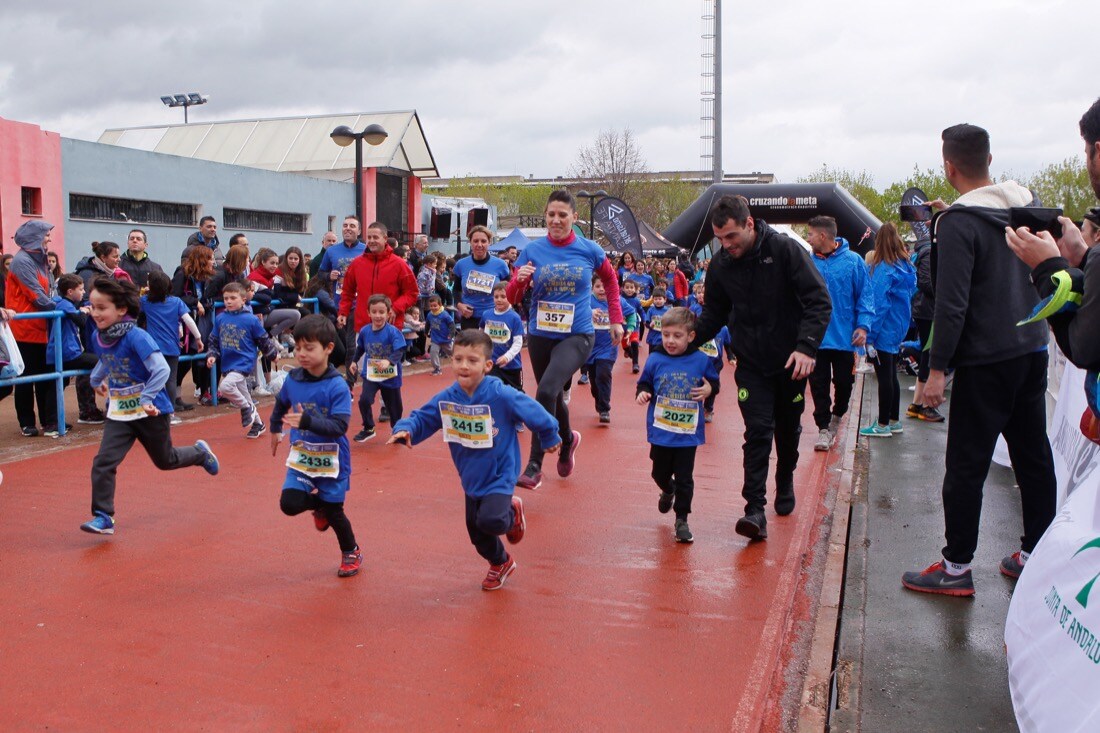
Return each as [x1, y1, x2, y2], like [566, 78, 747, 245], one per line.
[61, 139, 354, 270]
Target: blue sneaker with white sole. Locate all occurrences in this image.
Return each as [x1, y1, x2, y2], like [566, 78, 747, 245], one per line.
[80, 510, 115, 535]
[195, 440, 220, 475]
[859, 423, 893, 438]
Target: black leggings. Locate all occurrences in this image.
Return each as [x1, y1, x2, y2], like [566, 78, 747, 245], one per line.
[280, 490, 357, 553]
[873, 351, 900, 425]
[525, 333, 594, 468]
[915, 318, 932, 384]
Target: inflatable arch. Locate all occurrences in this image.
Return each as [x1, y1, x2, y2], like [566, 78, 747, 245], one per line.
[663, 183, 882, 258]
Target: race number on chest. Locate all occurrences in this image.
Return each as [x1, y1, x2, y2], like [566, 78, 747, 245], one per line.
[536, 301, 575, 333]
[287, 441, 341, 479]
[439, 402, 493, 449]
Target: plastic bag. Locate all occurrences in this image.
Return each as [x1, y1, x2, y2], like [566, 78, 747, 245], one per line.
[266, 365, 292, 395]
[0, 320, 25, 380]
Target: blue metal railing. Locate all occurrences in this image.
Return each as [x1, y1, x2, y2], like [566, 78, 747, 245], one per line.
[0, 297, 319, 436]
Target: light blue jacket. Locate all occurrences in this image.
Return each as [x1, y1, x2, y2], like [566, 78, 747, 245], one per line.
[812, 239, 874, 352]
[867, 258, 917, 354]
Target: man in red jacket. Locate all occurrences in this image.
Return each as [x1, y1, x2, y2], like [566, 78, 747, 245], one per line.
[337, 222, 418, 334]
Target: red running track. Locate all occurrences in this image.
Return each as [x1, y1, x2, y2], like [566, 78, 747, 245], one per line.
[0, 359, 838, 731]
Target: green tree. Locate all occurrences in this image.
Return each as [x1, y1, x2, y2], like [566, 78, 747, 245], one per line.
[1022, 157, 1095, 221]
[798, 165, 887, 223]
[880, 166, 956, 228]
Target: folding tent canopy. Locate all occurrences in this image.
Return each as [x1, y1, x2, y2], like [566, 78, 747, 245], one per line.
[489, 227, 531, 252]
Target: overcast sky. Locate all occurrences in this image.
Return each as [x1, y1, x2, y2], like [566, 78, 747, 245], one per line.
[0, 1, 1094, 187]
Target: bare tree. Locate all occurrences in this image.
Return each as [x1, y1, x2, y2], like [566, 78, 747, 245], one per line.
[570, 128, 648, 201]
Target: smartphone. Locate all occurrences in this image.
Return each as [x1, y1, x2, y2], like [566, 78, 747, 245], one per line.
[899, 204, 933, 222]
[1009, 207, 1063, 239]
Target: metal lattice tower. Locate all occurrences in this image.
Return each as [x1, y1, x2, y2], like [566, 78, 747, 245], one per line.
[700, 0, 722, 183]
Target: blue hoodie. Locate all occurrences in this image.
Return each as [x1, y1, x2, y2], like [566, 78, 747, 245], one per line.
[812, 238, 874, 352]
[867, 259, 917, 354]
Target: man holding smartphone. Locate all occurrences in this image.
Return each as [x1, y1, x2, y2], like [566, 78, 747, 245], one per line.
[902, 124, 1056, 597]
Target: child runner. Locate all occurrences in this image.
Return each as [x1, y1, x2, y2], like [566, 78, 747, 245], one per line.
[269, 315, 361, 577]
[687, 281, 706, 316]
[425, 294, 455, 376]
[644, 287, 671, 354]
[80, 277, 220, 535]
[480, 282, 525, 392]
[584, 275, 636, 424]
[141, 271, 204, 426]
[699, 326, 733, 423]
[636, 307, 719, 543]
[401, 304, 425, 364]
[349, 294, 406, 442]
[206, 282, 278, 438]
[49, 274, 105, 425]
[620, 278, 643, 374]
[388, 330, 560, 590]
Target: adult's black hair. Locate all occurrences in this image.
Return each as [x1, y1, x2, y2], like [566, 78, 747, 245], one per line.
[709, 194, 751, 229]
[199, 216, 216, 227]
[1080, 97, 1100, 148]
[228, 233, 247, 246]
[547, 189, 576, 211]
[128, 229, 147, 242]
[942, 123, 990, 179]
[807, 215, 838, 239]
[293, 313, 338, 346]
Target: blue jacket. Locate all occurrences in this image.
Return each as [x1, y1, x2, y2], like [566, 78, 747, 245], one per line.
[812, 239, 874, 352]
[867, 259, 917, 354]
[393, 376, 560, 497]
[47, 296, 85, 364]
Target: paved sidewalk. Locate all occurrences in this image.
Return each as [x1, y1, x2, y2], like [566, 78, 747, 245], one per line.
[834, 374, 1020, 732]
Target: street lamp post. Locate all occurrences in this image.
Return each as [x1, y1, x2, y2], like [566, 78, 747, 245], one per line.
[330, 123, 390, 232]
[575, 189, 610, 240]
[160, 93, 209, 124]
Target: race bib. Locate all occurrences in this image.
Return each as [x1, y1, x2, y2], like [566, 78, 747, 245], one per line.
[654, 396, 699, 435]
[465, 271, 495, 294]
[700, 340, 719, 359]
[286, 441, 340, 479]
[536, 301, 575, 333]
[650, 315, 663, 331]
[366, 359, 397, 383]
[107, 384, 146, 422]
[439, 402, 493, 449]
[485, 321, 511, 344]
[592, 309, 610, 331]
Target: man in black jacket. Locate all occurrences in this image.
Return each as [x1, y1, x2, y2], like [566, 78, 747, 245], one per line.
[693, 195, 831, 540]
[118, 229, 164, 288]
[902, 124, 1056, 598]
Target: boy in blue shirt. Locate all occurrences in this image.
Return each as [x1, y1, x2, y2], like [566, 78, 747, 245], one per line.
[80, 278, 219, 536]
[480, 282, 525, 392]
[644, 287, 671, 353]
[389, 330, 560, 591]
[584, 275, 636, 424]
[269, 315, 361, 578]
[348, 294, 406, 442]
[425, 294, 455, 376]
[49, 273, 104, 424]
[206, 282, 278, 438]
[620, 278, 643, 373]
[636, 307, 719, 543]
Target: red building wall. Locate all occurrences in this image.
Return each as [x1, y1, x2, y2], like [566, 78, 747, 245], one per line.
[0, 117, 65, 267]
[407, 176, 422, 235]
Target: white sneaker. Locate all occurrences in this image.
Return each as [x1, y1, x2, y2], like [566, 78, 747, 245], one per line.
[253, 386, 272, 397]
[170, 416, 183, 426]
[814, 428, 832, 452]
[563, 387, 572, 405]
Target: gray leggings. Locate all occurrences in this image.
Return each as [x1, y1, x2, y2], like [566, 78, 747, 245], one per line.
[526, 333, 594, 468]
[264, 309, 301, 340]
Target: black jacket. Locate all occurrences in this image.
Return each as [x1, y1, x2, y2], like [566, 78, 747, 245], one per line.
[910, 239, 934, 321]
[694, 220, 831, 376]
[1031, 247, 1100, 370]
[118, 251, 164, 289]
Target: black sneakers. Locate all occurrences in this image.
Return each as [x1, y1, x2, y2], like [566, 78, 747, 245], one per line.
[902, 561, 975, 597]
[246, 420, 266, 439]
[658, 490, 675, 514]
[774, 477, 796, 516]
[353, 427, 376, 443]
[735, 511, 768, 541]
[675, 518, 694, 543]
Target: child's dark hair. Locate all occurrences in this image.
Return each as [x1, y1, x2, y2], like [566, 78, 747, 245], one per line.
[91, 276, 141, 316]
[304, 274, 330, 298]
[454, 328, 493, 359]
[428, 294, 442, 305]
[491, 281, 508, 295]
[368, 293, 392, 310]
[661, 306, 696, 330]
[652, 286, 668, 299]
[57, 273, 84, 297]
[146, 270, 172, 302]
[293, 313, 337, 346]
[222, 281, 247, 298]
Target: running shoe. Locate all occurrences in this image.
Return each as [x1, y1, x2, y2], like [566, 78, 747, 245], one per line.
[888, 421, 904, 434]
[175, 398, 196, 412]
[379, 406, 390, 424]
[918, 406, 945, 423]
[198, 392, 214, 407]
[338, 548, 363, 577]
[906, 402, 923, 419]
[735, 511, 768, 541]
[246, 420, 266, 439]
[353, 427, 376, 443]
[482, 555, 516, 591]
[313, 509, 330, 532]
[774, 478, 796, 516]
[516, 464, 543, 491]
[675, 518, 694, 543]
[41, 424, 72, 438]
[859, 423, 893, 438]
[240, 407, 255, 428]
[562, 387, 572, 405]
[658, 490, 675, 514]
[506, 496, 526, 544]
[556, 430, 581, 477]
[578, 373, 590, 385]
[814, 428, 832, 451]
[598, 411, 611, 424]
[78, 412, 106, 425]
[632, 365, 640, 374]
[704, 410, 714, 424]
[80, 511, 115, 535]
[1000, 552, 1025, 579]
[902, 561, 975, 597]
[170, 416, 183, 426]
[195, 440, 220, 476]
[20, 426, 39, 437]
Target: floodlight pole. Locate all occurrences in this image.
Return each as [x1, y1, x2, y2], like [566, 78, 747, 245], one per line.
[713, 0, 723, 184]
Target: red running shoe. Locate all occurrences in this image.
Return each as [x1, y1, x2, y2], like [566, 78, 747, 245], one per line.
[506, 496, 526, 544]
[556, 430, 581, 477]
[312, 509, 329, 532]
[338, 548, 362, 577]
[482, 555, 517, 591]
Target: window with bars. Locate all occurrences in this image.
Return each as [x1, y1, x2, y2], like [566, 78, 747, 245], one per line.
[21, 187, 43, 216]
[223, 207, 310, 233]
[69, 193, 198, 226]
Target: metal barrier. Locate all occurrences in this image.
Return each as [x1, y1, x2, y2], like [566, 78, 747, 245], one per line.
[0, 297, 319, 437]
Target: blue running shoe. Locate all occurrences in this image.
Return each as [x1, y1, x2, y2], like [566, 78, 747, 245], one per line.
[859, 423, 893, 438]
[80, 511, 115, 535]
[195, 440, 220, 475]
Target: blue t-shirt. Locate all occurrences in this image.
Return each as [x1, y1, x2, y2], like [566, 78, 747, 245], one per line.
[393, 376, 560, 498]
[515, 235, 610, 339]
[274, 368, 353, 500]
[698, 326, 731, 373]
[47, 296, 84, 364]
[645, 304, 671, 346]
[426, 309, 455, 345]
[452, 255, 512, 321]
[480, 307, 525, 371]
[141, 295, 189, 357]
[625, 272, 655, 298]
[637, 349, 719, 448]
[355, 323, 406, 388]
[210, 309, 269, 374]
[587, 296, 635, 364]
[318, 242, 366, 306]
[92, 326, 175, 416]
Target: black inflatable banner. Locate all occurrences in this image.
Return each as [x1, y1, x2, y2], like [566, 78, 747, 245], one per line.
[593, 196, 643, 261]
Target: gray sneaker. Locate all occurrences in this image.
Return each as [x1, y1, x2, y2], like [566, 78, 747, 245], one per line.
[674, 518, 694, 543]
[902, 560, 975, 597]
[814, 428, 832, 452]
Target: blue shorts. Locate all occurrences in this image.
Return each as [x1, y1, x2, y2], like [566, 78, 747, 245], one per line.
[283, 470, 349, 504]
